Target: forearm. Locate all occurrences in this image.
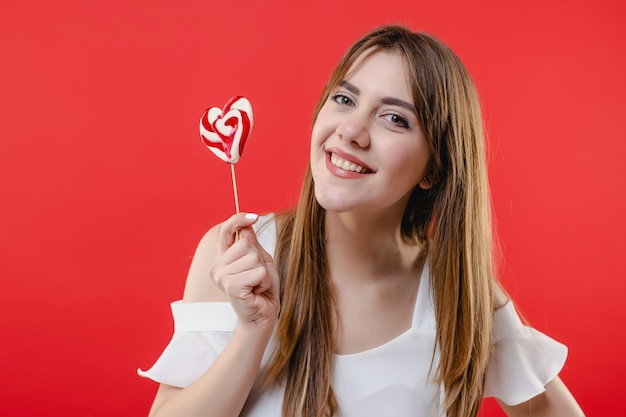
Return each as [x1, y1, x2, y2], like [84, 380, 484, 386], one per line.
[149, 325, 272, 417]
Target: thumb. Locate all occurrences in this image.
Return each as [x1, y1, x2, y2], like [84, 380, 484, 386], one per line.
[218, 212, 260, 253]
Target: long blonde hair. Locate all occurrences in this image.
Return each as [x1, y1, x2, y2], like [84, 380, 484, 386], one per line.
[266, 25, 495, 417]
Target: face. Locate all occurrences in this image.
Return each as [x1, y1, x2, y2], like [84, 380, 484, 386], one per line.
[310, 48, 432, 217]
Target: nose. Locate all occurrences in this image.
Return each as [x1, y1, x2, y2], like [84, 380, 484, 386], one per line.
[336, 110, 370, 148]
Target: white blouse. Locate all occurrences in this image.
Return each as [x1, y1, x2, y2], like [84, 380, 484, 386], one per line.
[138, 214, 567, 416]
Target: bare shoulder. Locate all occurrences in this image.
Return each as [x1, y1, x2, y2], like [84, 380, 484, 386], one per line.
[493, 279, 510, 311]
[181, 223, 229, 303]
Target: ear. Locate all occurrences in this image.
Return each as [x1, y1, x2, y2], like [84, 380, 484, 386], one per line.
[418, 176, 432, 190]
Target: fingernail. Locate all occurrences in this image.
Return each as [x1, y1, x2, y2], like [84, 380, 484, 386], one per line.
[245, 213, 258, 220]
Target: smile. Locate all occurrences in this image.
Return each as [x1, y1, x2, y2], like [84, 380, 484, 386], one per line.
[330, 153, 372, 174]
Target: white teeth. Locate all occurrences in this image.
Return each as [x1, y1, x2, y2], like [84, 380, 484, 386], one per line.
[330, 153, 369, 173]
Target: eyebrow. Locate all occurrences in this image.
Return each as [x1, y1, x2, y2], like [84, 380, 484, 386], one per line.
[339, 80, 417, 115]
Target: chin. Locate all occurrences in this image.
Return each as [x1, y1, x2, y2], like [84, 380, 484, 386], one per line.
[313, 185, 354, 213]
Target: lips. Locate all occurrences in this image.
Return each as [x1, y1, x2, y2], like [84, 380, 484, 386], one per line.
[330, 153, 371, 173]
[325, 148, 374, 175]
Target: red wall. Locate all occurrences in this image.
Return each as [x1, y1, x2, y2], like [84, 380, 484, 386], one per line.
[1, 0, 624, 415]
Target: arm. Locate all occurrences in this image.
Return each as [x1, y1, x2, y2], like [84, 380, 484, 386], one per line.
[492, 282, 585, 417]
[499, 377, 585, 417]
[147, 213, 280, 417]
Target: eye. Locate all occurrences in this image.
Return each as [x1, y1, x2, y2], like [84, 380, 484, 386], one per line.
[381, 113, 410, 129]
[330, 93, 355, 107]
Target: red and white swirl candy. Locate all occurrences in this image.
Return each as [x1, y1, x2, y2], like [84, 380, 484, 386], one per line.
[199, 96, 253, 164]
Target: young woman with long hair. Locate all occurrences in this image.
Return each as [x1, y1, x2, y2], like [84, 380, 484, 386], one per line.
[139, 25, 584, 417]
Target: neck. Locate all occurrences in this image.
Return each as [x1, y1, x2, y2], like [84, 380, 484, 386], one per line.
[324, 209, 424, 285]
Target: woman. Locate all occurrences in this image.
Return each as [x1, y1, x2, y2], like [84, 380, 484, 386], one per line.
[139, 25, 584, 417]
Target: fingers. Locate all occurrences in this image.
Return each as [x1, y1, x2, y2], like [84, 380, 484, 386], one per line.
[217, 212, 275, 265]
[210, 212, 280, 327]
[212, 258, 270, 299]
[252, 261, 279, 296]
[217, 212, 260, 253]
[211, 215, 275, 298]
[210, 241, 276, 310]
[216, 239, 265, 278]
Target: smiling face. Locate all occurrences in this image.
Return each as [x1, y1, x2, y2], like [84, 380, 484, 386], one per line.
[310, 48, 432, 217]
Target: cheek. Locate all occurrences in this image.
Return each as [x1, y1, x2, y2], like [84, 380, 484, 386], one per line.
[309, 122, 328, 174]
[311, 106, 337, 142]
[390, 143, 431, 181]
[310, 128, 333, 160]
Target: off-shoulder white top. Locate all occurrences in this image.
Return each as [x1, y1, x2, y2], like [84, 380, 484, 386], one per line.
[139, 214, 567, 416]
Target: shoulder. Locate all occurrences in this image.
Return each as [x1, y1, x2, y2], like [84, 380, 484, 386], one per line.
[493, 280, 510, 311]
[182, 222, 226, 302]
[182, 213, 280, 302]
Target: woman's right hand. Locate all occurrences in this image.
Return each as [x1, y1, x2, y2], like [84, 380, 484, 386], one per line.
[209, 213, 280, 332]
[147, 213, 281, 417]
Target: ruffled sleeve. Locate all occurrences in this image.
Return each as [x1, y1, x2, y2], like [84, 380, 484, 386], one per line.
[137, 301, 238, 388]
[138, 214, 278, 388]
[483, 301, 568, 405]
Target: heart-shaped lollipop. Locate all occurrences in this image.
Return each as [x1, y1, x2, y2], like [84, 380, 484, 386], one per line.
[199, 96, 253, 164]
[199, 96, 254, 216]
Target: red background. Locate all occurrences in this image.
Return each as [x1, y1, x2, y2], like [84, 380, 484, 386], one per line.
[1, 0, 624, 415]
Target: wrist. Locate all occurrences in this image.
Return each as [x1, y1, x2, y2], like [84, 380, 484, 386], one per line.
[235, 320, 275, 349]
